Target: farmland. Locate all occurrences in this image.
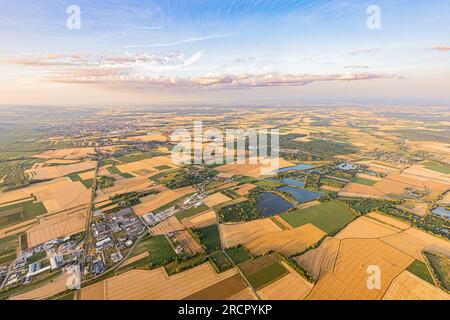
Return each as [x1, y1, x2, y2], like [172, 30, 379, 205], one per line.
[280, 200, 355, 234]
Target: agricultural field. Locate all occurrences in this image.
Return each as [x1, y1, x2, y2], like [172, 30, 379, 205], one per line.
[81, 263, 238, 300]
[192, 224, 221, 254]
[1, 106, 450, 300]
[240, 255, 289, 290]
[224, 246, 252, 265]
[280, 200, 355, 234]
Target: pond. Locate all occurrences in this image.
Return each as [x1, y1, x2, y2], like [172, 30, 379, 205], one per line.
[278, 185, 321, 203]
[431, 206, 450, 219]
[281, 178, 305, 188]
[278, 163, 314, 173]
[255, 192, 293, 217]
[338, 163, 356, 170]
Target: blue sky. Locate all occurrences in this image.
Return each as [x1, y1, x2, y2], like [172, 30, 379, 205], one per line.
[0, 0, 449, 106]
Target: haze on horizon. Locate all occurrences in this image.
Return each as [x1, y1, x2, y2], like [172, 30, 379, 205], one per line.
[0, 0, 449, 107]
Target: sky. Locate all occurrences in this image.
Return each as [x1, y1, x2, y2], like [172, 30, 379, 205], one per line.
[0, 0, 449, 107]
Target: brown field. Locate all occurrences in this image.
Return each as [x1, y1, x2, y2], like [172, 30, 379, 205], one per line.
[120, 252, 149, 268]
[203, 192, 232, 207]
[220, 218, 282, 248]
[397, 200, 429, 217]
[339, 183, 385, 198]
[26, 161, 96, 180]
[114, 156, 177, 176]
[132, 187, 194, 216]
[227, 287, 257, 300]
[33, 147, 95, 160]
[78, 170, 95, 180]
[356, 173, 382, 181]
[366, 211, 410, 230]
[233, 183, 257, 196]
[257, 262, 313, 300]
[181, 210, 217, 229]
[173, 230, 204, 254]
[334, 216, 401, 240]
[383, 271, 449, 300]
[272, 215, 293, 230]
[126, 134, 167, 142]
[0, 178, 91, 213]
[10, 272, 70, 300]
[0, 219, 38, 238]
[81, 263, 237, 300]
[27, 207, 87, 247]
[98, 176, 157, 198]
[306, 238, 414, 300]
[184, 274, 247, 300]
[245, 223, 326, 256]
[320, 185, 342, 192]
[216, 158, 294, 178]
[150, 216, 185, 235]
[294, 237, 340, 279]
[381, 228, 450, 262]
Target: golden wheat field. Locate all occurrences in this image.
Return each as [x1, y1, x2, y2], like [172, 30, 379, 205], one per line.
[9, 272, 70, 300]
[150, 216, 185, 235]
[306, 238, 414, 300]
[245, 223, 326, 256]
[181, 210, 217, 229]
[257, 262, 313, 300]
[27, 207, 87, 247]
[220, 218, 282, 248]
[294, 237, 340, 279]
[334, 216, 401, 240]
[203, 192, 232, 207]
[383, 271, 449, 300]
[81, 263, 237, 300]
[381, 227, 450, 262]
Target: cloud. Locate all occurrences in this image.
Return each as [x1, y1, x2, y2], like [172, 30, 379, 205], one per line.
[430, 45, 450, 52]
[343, 65, 369, 69]
[1, 51, 203, 73]
[125, 34, 230, 48]
[348, 48, 380, 56]
[50, 72, 397, 89]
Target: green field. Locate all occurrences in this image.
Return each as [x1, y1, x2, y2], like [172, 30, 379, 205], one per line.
[422, 161, 450, 174]
[0, 199, 48, 228]
[27, 251, 47, 264]
[155, 165, 172, 171]
[0, 235, 18, 266]
[131, 233, 177, 267]
[175, 204, 210, 220]
[81, 179, 94, 189]
[107, 166, 122, 175]
[221, 189, 240, 199]
[246, 261, 288, 290]
[406, 260, 435, 285]
[209, 250, 234, 273]
[224, 246, 252, 265]
[351, 176, 377, 186]
[254, 179, 282, 189]
[194, 224, 221, 253]
[280, 200, 355, 234]
[425, 252, 450, 291]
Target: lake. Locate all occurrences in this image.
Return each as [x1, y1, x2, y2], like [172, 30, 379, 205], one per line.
[255, 192, 293, 217]
[278, 185, 321, 203]
[281, 178, 305, 188]
[278, 163, 314, 173]
[431, 206, 450, 219]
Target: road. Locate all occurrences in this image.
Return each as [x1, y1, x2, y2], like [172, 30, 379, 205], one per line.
[75, 149, 100, 299]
